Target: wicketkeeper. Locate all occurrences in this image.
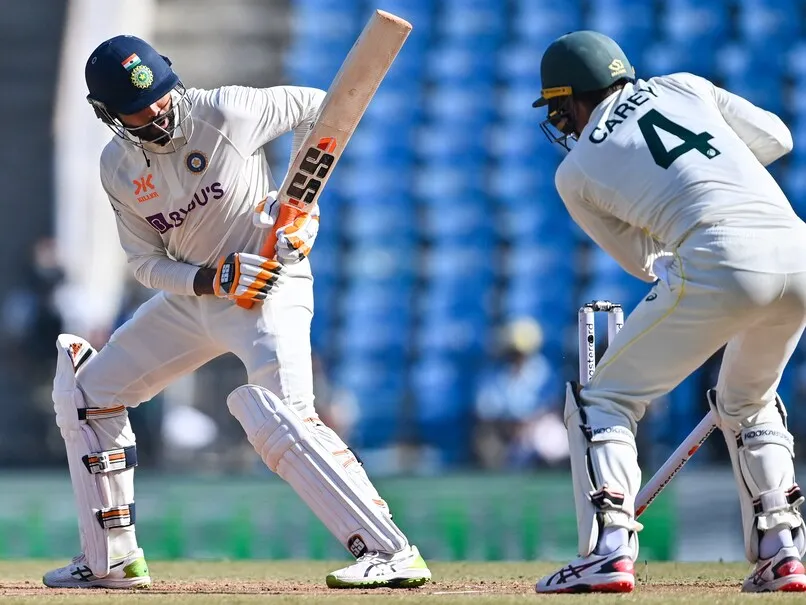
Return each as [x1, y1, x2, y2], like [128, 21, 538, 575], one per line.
[533, 30, 806, 594]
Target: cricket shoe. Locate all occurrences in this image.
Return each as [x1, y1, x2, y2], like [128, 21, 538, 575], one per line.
[535, 544, 635, 593]
[43, 548, 151, 589]
[743, 546, 806, 593]
[326, 544, 431, 588]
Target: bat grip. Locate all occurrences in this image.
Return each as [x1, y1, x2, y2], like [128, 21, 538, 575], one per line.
[236, 204, 305, 310]
[260, 204, 304, 258]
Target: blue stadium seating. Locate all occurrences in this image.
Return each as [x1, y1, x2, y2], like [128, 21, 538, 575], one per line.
[412, 164, 487, 201]
[419, 202, 495, 247]
[786, 41, 806, 81]
[331, 360, 407, 448]
[512, 0, 584, 44]
[497, 43, 543, 86]
[286, 0, 806, 464]
[585, 0, 655, 61]
[660, 0, 731, 47]
[336, 162, 415, 203]
[421, 84, 497, 128]
[736, 0, 802, 50]
[426, 43, 498, 86]
[416, 124, 489, 166]
[437, 2, 506, 47]
[723, 73, 785, 118]
[410, 354, 474, 465]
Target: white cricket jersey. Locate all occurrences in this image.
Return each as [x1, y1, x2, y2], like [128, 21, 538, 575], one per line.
[100, 85, 325, 295]
[555, 72, 806, 282]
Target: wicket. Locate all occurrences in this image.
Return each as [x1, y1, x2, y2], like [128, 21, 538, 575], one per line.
[576, 299, 717, 518]
[577, 300, 624, 386]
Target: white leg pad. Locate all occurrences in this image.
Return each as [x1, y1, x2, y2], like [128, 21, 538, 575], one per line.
[52, 335, 138, 578]
[564, 382, 643, 558]
[708, 390, 806, 562]
[227, 385, 408, 557]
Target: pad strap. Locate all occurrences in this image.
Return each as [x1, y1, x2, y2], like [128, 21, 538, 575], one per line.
[82, 445, 138, 474]
[96, 503, 136, 529]
[78, 405, 127, 422]
[754, 485, 805, 531]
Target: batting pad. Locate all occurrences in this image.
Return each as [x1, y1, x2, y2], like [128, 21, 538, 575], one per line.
[227, 385, 408, 557]
[708, 390, 806, 562]
[52, 335, 137, 577]
[565, 382, 643, 558]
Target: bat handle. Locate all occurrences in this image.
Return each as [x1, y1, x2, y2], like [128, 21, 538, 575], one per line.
[260, 204, 304, 258]
[236, 204, 305, 310]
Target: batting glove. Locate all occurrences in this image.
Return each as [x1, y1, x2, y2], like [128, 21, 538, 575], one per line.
[213, 252, 283, 304]
[252, 192, 320, 264]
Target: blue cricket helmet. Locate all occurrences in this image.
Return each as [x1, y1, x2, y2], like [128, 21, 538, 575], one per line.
[85, 35, 179, 115]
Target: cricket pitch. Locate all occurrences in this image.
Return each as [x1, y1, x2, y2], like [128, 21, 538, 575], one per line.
[0, 559, 799, 603]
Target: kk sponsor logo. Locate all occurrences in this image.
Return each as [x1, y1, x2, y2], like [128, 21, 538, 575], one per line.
[145, 182, 224, 234]
[133, 174, 159, 203]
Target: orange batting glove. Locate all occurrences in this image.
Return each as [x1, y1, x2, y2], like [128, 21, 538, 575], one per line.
[253, 193, 320, 264]
[213, 252, 283, 304]
[275, 205, 320, 263]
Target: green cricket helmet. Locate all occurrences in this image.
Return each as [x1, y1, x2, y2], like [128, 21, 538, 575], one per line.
[533, 30, 635, 149]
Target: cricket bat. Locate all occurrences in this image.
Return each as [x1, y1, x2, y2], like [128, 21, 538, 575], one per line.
[239, 9, 412, 309]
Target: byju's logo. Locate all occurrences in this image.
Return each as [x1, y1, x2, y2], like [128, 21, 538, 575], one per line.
[145, 182, 224, 234]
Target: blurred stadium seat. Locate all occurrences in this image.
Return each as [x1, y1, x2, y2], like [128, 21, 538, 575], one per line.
[286, 0, 806, 466]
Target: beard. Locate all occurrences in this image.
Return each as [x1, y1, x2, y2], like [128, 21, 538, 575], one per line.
[131, 111, 175, 145]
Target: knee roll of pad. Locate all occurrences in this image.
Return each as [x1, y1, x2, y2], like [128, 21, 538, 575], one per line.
[227, 384, 408, 557]
[708, 390, 806, 561]
[52, 335, 137, 577]
[564, 382, 643, 559]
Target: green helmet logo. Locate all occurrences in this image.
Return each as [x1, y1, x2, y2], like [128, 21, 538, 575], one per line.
[533, 30, 635, 108]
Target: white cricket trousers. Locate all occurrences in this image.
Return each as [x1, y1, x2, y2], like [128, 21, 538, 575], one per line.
[77, 261, 315, 417]
[582, 227, 806, 433]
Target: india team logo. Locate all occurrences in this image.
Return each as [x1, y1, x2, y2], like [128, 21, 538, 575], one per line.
[185, 150, 208, 174]
[130, 65, 154, 89]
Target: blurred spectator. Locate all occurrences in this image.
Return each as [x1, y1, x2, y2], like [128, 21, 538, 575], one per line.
[312, 352, 360, 444]
[472, 317, 567, 470]
[0, 237, 66, 465]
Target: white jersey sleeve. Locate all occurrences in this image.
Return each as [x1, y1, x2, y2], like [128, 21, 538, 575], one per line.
[555, 155, 667, 283]
[105, 185, 199, 295]
[663, 73, 793, 167]
[216, 85, 326, 162]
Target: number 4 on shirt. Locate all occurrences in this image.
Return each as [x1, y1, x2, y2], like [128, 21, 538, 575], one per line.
[638, 109, 721, 169]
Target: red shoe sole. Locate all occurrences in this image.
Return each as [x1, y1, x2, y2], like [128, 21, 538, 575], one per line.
[551, 580, 635, 594]
[779, 580, 806, 592]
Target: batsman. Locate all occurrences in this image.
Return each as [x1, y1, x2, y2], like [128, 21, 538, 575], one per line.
[43, 35, 430, 589]
[533, 30, 806, 593]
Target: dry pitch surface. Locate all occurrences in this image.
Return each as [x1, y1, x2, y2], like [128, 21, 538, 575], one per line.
[0, 560, 803, 604]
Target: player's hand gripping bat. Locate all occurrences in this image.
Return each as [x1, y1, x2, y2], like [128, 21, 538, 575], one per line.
[237, 9, 412, 309]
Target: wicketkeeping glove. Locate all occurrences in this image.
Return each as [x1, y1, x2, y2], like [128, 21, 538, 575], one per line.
[253, 192, 320, 264]
[213, 252, 283, 304]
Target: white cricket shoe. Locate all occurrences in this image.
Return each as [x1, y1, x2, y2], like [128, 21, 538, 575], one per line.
[743, 546, 806, 593]
[326, 544, 431, 588]
[536, 544, 635, 593]
[43, 548, 151, 589]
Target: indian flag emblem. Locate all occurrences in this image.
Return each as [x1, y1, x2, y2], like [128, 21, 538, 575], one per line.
[121, 53, 141, 71]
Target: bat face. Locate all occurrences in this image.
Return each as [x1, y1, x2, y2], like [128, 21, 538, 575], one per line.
[274, 10, 412, 215]
[284, 137, 339, 210]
